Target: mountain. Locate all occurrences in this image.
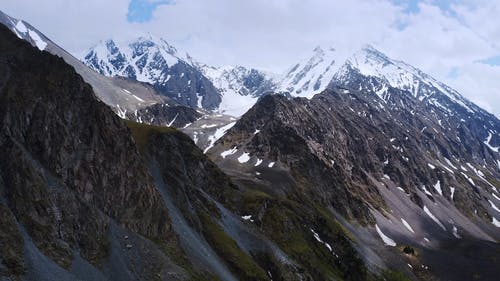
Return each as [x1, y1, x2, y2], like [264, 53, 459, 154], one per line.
[0, 22, 312, 281]
[206, 85, 500, 280]
[83, 37, 280, 117]
[83, 36, 222, 110]
[332, 45, 488, 117]
[276, 46, 348, 98]
[0, 11, 200, 129]
[2, 9, 500, 281]
[0, 24, 188, 280]
[0, 21, 380, 281]
[194, 63, 277, 116]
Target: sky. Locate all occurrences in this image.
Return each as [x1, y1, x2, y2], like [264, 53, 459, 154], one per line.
[2, 0, 499, 117]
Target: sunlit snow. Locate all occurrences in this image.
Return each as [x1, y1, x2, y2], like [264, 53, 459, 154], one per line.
[237, 152, 250, 163]
[401, 218, 415, 233]
[424, 206, 446, 230]
[221, 147, 238, 158]
[375, 224, 396, 246]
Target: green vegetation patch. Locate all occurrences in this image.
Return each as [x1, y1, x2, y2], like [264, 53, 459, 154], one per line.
[376, 269, 412, 281]
[198, 211, 269, 281]
[124, 120, 176, 151]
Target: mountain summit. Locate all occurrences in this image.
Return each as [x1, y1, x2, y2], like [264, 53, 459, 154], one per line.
[83, 36, 222, 110]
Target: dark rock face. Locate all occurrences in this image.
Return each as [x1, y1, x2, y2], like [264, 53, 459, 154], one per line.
[210, 87, 500, 281]
[125, 103, 202, 128]
[217, 89, 499, 226]
[155, 61, 221, 109]
[216, 94, 378, 224]
[0, 25, 185, 280]
[127, 121, 348, 281]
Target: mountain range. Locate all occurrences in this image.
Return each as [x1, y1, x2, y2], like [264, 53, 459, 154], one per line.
[1, 9, 499, 281]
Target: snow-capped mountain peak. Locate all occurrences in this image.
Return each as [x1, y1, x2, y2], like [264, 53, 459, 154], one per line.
[337, 45, 477, 113]
[83, 35, 180, 83]
[196, 64, 277, 116]
[0, 11, 47, 51]
[278, 45, 348, 98]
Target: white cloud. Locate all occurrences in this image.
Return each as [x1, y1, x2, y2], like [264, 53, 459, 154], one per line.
[1, 0, 499, 117]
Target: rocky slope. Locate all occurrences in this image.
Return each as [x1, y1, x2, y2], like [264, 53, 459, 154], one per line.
[127, 120, 372, 281]
[0, 24, 379, 281]
[208, 87, 500, 280]
[0, 24, 193, 280]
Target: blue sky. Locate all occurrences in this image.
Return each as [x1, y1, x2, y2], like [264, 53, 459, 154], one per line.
[127, 0, 171, 22]
[480, 55, 500, 66]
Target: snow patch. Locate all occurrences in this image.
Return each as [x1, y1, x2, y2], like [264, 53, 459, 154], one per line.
[201, 124, 218, 128]
[452, 226, 461, 239]
[220, 147, 238, 158]
[268, 162, 275, 168]
[492, 192, 500, 201]
[489, 200, 500, 213]
[132, 94, 145, 102]
[375, 225, 396, 246]
[484, 132, 499, 152]
[255, 159, 263, 166]
[167, 113, 178, 127]
[310, 229, 337, 256]
[433, 180, 443, 196]
[401, 218, 415, 233]
[196, 93, 203, 108]
[423, 206, 446, 231]
[493, 217, 500, 227]
[203, 122, 236, 153]
[15, 20, 28, 33]
[28, 29, 47, 50]
[427, 163, 436, 169]
[422, 186, 433, 197]
[444, 158, 457, 170]
[237, 153, 251, 163]
[450, 187, 455, 200]
[242, 215, 254, 222]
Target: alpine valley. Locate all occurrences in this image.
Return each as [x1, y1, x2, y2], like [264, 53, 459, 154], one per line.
[1, 9, 499, 281]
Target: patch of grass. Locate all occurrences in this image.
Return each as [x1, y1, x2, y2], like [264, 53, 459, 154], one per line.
[124, 120, 176, 151]
[258, 201, 341, 280]
[198, 211, 268, 281]
[377, 269, 412, 281]
[148, 235, 220, 281]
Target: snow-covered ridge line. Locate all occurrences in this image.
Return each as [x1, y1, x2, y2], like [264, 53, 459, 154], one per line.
[83, 35, 180, 84]
[12, 19, 47, 51]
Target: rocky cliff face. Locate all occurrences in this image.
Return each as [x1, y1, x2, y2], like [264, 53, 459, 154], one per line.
[209, 88, 500, 280]
[0, 24, 191, 280]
